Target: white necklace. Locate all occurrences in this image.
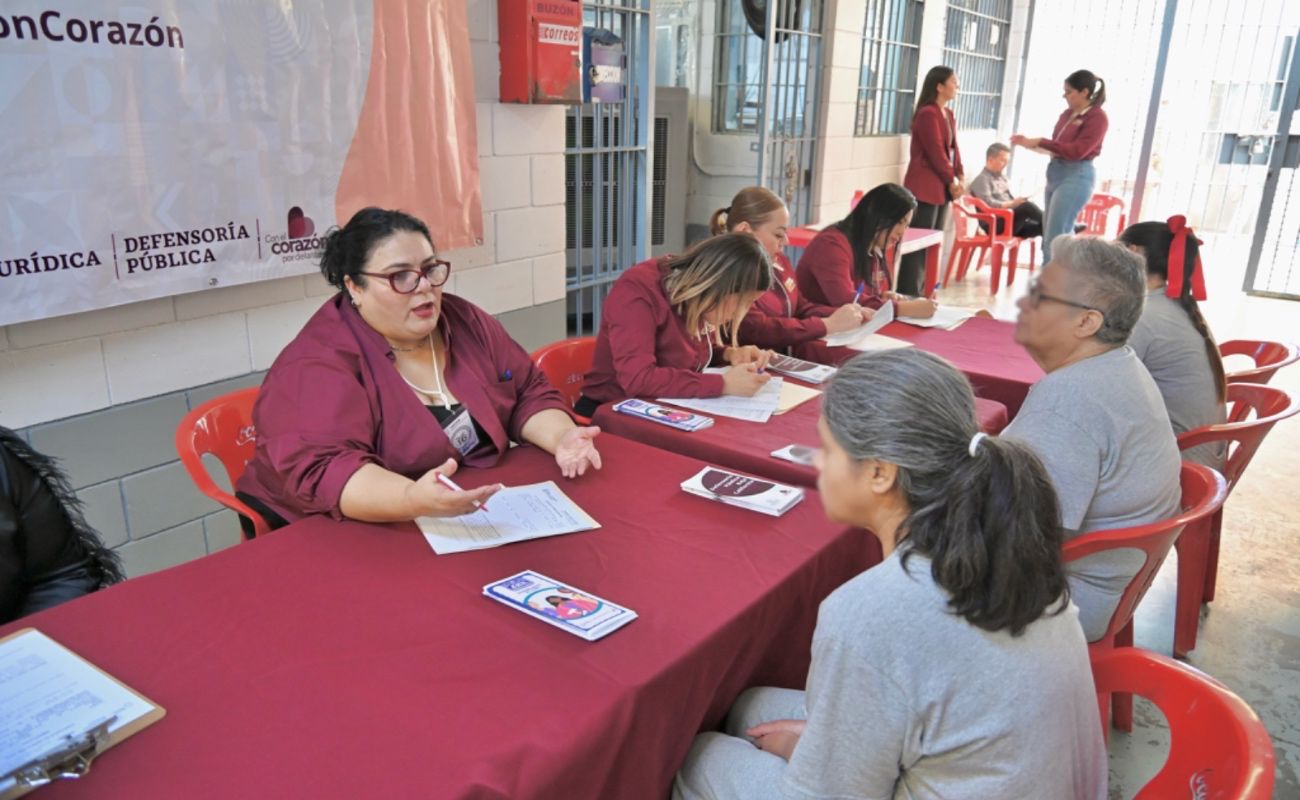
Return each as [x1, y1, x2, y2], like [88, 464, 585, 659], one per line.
[398, 334, 452, 409]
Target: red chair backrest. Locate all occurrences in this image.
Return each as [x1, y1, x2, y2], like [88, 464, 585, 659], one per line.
[950, 199, 993, 243]
[1063, 462, 1228, 643]
[531, 337, 598, 411]
[174, 387, 268, 536]
[1178, 383, 1299, 494]
[1090, 648, 1275, 799]
[1219, 339, 1299, 385]
[1076, 193, 1127, 237]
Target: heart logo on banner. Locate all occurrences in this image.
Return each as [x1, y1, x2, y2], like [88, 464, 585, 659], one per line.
[287, 206, 315, 239]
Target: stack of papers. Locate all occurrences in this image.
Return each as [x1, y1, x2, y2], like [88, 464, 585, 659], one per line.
[764, 353, 837, 383]
[896, 305, 978, 330]
[613, 399, 714, 431]
[484, 570, 637, 641]
[660, 375, 783, 423]
[681, 467, 805, 516]
[822, 299, 894, 347]
[840, 334, 914, 352]
[774, 382, 821, 415]
[417, 482, 600, 554]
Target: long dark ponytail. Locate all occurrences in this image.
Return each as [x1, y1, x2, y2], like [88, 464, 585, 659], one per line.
[822, 350, 1070, 636]
[1120, 221, 1227, 402]
[833, 183, 917, 293]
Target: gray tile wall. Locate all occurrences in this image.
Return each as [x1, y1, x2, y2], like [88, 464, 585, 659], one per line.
[13, 300, 566, 579]
[19, 371, 266, 579]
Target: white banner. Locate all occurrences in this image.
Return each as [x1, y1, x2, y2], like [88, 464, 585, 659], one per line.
[0, 0, 483, 326]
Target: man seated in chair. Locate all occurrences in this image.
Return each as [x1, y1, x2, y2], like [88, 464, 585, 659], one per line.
[1001, 236, 1181, 642]
[967, 143, 1044, 239]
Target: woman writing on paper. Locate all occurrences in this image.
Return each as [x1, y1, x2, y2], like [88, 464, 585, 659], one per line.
[795, 184, 938, 319]
[1011, 69, 1109, 261]
[675, 349, 1105, 800]
[576, 234, 775, 416]
[899, 66, 964, 297]
[235, 208, 602, 536]
[1120, 217, 1227, 470]
[708, 187, 865, 353]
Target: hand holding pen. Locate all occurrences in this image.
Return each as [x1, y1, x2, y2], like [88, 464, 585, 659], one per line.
[408, 458, 501, 517]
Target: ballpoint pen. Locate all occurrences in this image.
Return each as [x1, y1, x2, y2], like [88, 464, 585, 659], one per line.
[436, 472, 490, 511]
[852, 281, 865, 304]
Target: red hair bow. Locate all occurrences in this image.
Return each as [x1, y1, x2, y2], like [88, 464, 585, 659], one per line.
[1165, 215, 1207, 301]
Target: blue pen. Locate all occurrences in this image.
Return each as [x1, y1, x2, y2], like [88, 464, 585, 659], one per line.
[502, 369, 512, 381]
[852, 281, 865, 304]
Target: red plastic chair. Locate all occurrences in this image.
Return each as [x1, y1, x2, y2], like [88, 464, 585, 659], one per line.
[1063, 462, 1228, 731]
[174, 387, 269, 538]
[1219, 339, 1299, 385]
[531, 337, 598, 424]
[967, 196, 1035, 290]
[944, 199, 1022, 293]
[1173, 384, 1299, 656]
[1075, 193, 1127, 237]
[1089, 648, 1275, 800]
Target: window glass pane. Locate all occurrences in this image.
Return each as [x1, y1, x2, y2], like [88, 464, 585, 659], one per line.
[855, 0, 924, 136]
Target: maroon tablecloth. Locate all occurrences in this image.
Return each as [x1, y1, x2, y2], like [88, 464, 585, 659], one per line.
[2, 436, 879, 800]
[593, 392, 1007, 489]
[799, 316, 1043, 417]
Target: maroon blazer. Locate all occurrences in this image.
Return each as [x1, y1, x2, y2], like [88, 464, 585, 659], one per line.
[1042, 105, 1108, 162]
[581, 258, 727, 404]
[738, 253, 837, 350]
[236, 293, 567, 523]
[903, 103, 964, 206]
[794, 227, 894, 312]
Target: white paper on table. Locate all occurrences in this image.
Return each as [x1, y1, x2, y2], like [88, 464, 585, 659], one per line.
[896, 305, 978, 330]
[0, 630, 157, 785]
[417, 481, 600, 555]
[822, 300, 894, 346]
[659, 373, 783, 423]
[774, 381, 821, 414]
[843, 334, 914, 352]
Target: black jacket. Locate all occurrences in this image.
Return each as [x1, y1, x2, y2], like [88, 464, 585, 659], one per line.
[0, 427, 123, 623]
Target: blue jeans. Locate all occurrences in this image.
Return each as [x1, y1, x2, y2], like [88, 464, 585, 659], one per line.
[1042, 159, 1096, 262]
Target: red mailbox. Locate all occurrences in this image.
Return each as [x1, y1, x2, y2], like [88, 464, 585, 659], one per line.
[498, 0, 583, 104]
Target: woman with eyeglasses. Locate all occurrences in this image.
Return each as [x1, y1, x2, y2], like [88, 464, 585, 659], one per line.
[235, 207, 601, 535]
[1001, 235, 1180, 641]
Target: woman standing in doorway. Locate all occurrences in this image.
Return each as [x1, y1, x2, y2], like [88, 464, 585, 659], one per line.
[1012, 70, 1109, 261]
[900, 66, 964, 297]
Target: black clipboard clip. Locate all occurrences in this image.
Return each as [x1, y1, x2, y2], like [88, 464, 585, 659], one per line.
[7, 716, 116, 790]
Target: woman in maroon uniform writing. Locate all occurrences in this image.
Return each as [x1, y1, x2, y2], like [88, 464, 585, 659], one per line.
[795, 183, 937, 319]
[710, 187, 865, 354]
[235, 208, 601, 535]
[576, 233, 775, 416]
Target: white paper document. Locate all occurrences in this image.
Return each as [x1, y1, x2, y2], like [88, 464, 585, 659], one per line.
[842, 334, 914, 352]
[896, 305, 977, 330]
[659, 373, 783, 423]
[822, 299, 894, 347]
[0, 630, 157, 787]
[417, 481, 600, 555]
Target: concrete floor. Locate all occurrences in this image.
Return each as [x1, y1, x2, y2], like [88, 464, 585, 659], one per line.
[935, 240, 1300, 798]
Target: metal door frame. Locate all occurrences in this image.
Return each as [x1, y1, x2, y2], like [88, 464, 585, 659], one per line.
[565, 0, 655, 336]
[1242, 26, 1300, 298]
[755, 0, 823, 227]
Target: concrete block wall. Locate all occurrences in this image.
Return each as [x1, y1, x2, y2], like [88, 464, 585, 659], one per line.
[1, 1, 566, 579]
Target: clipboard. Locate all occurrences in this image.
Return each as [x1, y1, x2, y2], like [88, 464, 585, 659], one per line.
[0, 628, 165, 799]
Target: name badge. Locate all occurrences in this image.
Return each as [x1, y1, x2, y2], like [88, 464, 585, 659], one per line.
[784, 276, 796, 292]
[441, 407, 481, 457]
